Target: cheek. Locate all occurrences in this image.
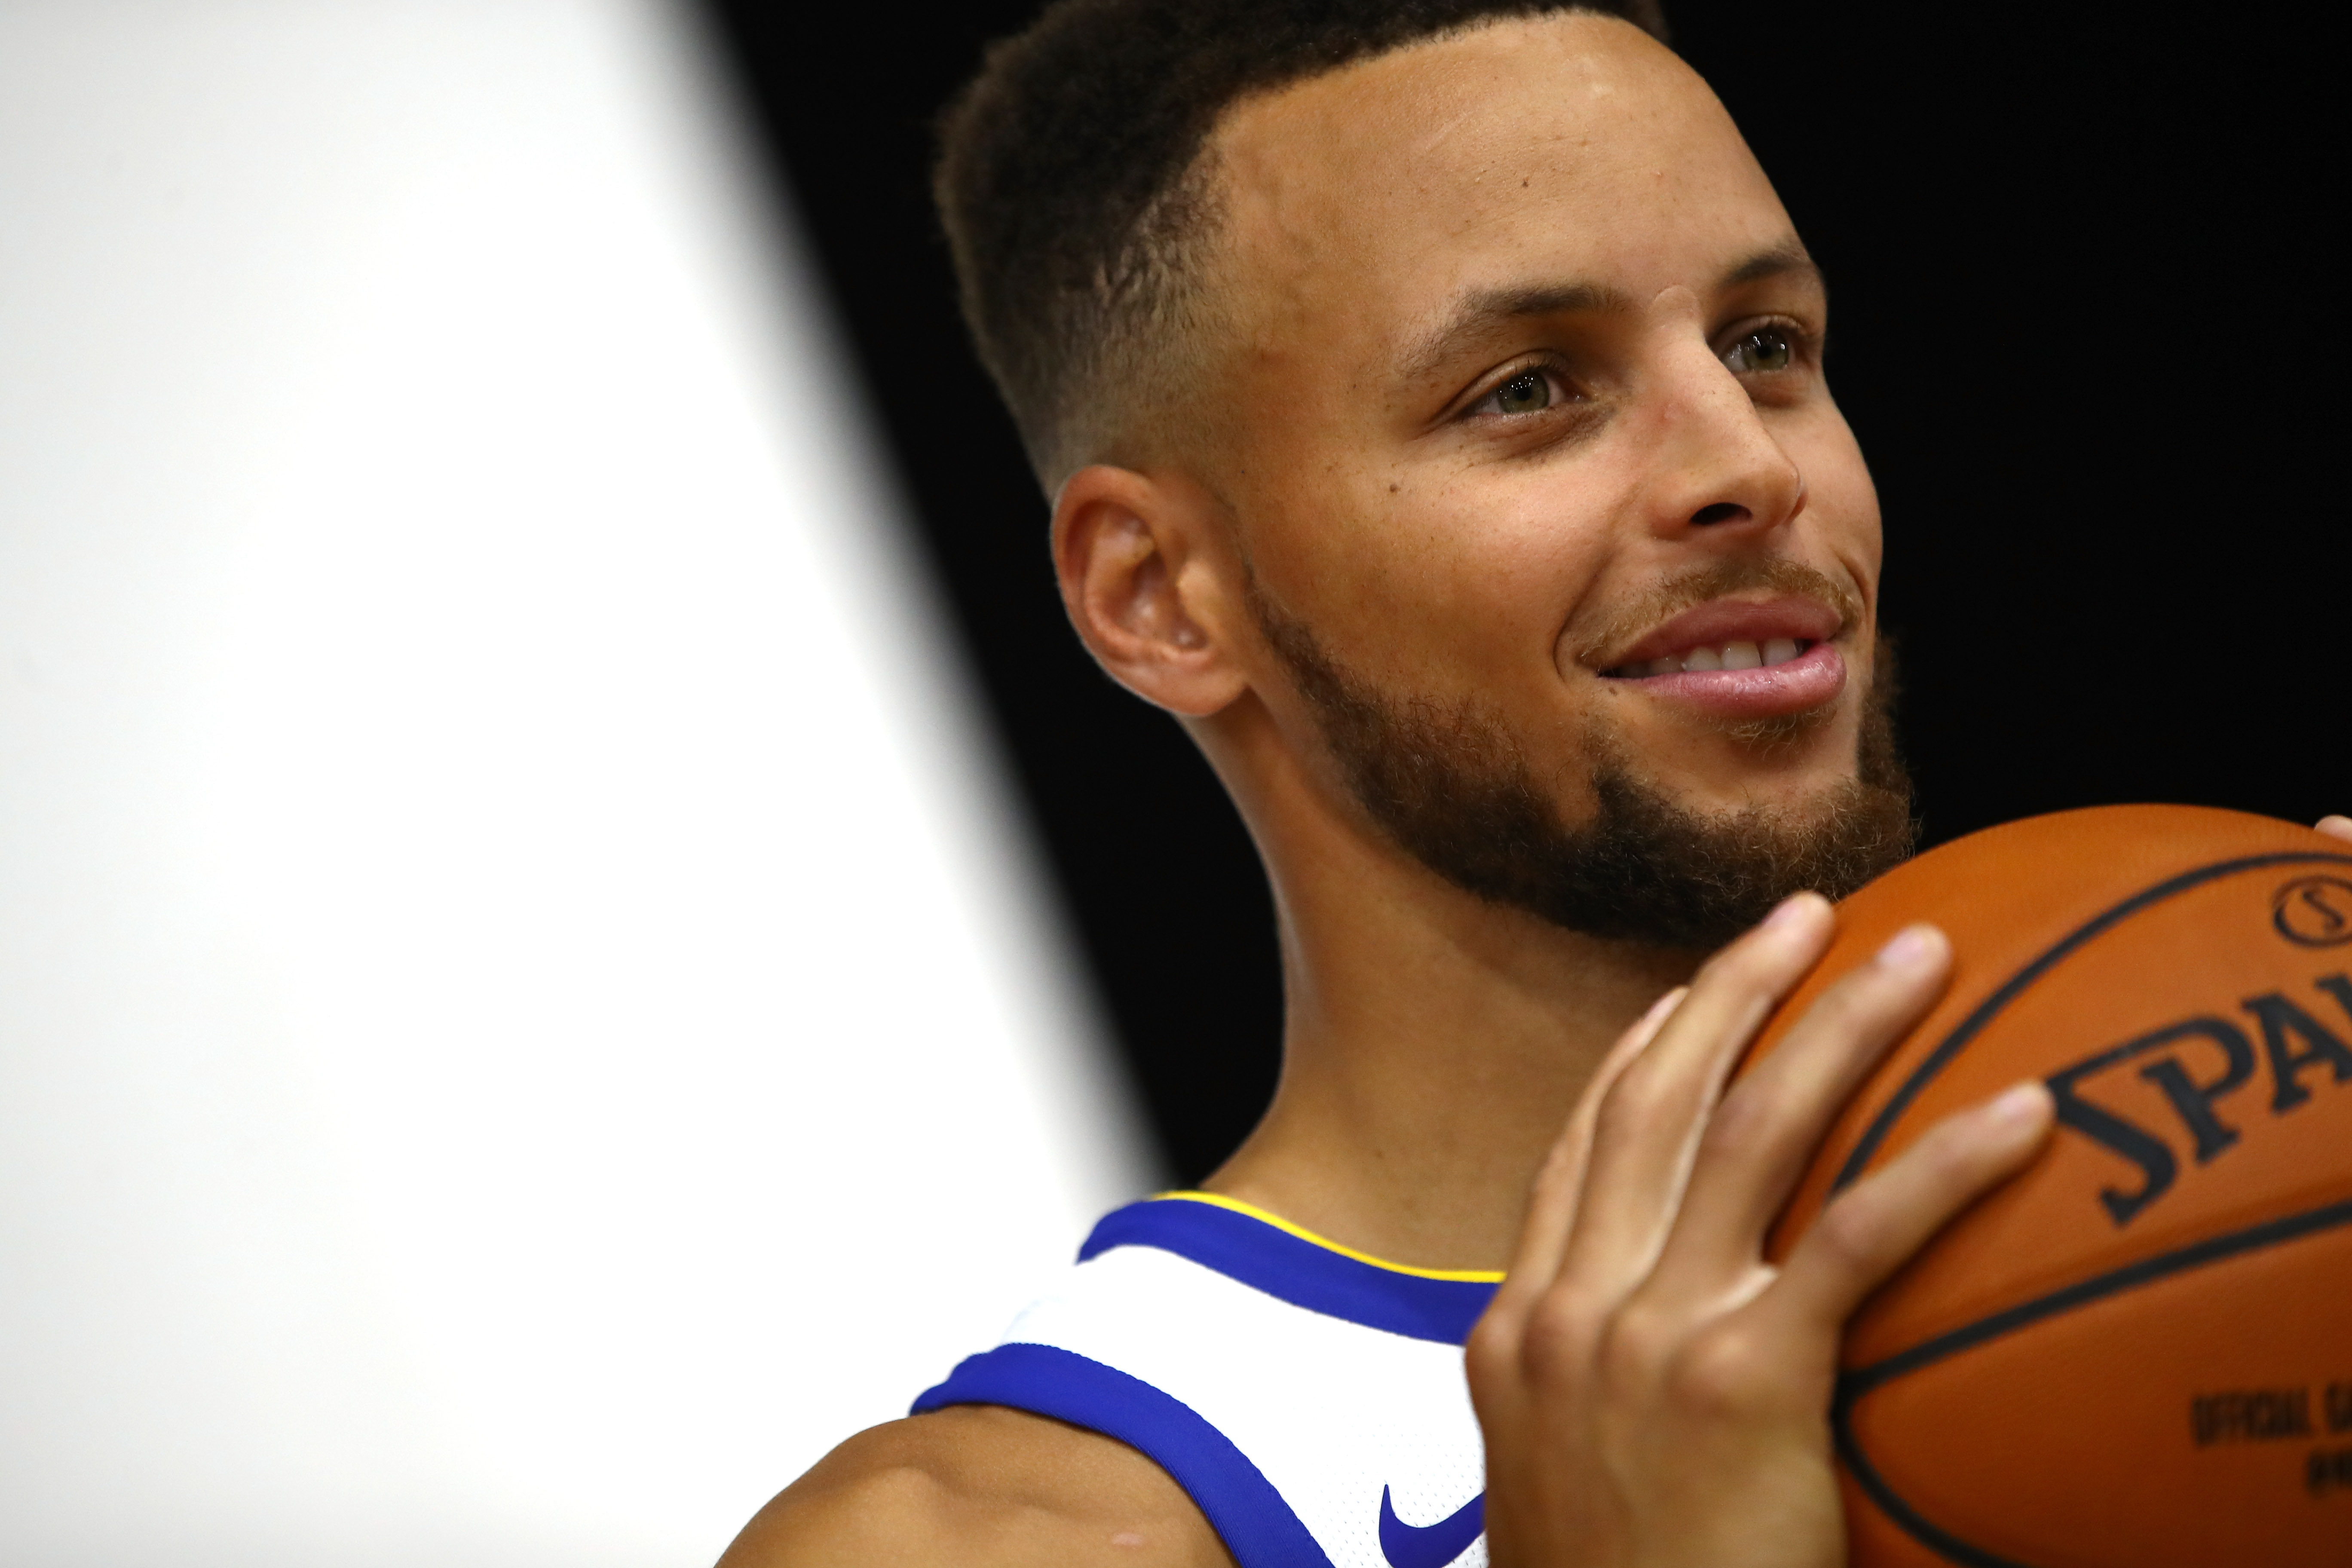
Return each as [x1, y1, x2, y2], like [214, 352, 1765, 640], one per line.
[1253, 478, 1605, 687]
[1373, 480, 1613, 672]
[1793, 413, 1882, 594]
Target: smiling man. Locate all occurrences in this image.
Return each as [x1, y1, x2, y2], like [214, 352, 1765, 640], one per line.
[730, 4, 2094, 1565]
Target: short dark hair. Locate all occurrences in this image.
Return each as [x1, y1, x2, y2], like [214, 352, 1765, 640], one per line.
[935, 0, 1672, 487]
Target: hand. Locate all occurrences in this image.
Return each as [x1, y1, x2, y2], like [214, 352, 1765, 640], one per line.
[2320, 815, 2352, 844]
[1467, 894, 2055, 1568]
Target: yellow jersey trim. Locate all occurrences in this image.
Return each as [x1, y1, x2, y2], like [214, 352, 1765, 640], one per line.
[1153, 1190, 1507, 1283]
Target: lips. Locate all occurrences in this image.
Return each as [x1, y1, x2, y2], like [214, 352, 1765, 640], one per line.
[1595, 594, 1849, 720]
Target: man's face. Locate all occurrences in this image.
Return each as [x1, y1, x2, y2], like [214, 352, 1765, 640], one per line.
[1191, 15, 1905, 941]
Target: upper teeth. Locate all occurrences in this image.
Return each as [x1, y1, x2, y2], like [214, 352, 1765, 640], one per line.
[1632, 637, 1804, 677]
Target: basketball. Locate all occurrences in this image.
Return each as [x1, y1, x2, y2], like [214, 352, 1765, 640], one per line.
[1744, 804, 2352, 1567]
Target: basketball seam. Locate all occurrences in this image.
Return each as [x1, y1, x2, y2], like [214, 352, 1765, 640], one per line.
[1849, 1194, 2352, 1394]
[1829, 849, 2352, 1192]
[1820, 843, 2352, 1567]
[1831, 1195, 2352, 1568]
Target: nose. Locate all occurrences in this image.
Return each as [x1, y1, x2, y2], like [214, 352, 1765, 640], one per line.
[1637, 334, 1806, 542]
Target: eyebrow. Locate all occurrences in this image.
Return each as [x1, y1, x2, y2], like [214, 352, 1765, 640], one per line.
[1393, 242, 1825, 388]
[1721, 242, 1823, 291]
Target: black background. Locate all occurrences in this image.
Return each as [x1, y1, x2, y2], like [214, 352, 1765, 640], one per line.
[703, 2, 2340, 1184]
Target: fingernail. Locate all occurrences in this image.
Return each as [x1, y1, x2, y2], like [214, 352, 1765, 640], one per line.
[1766, 892, 1822, 929]
[1874, 924, 1943, 971]
[1988, 1081, 2051, 1126]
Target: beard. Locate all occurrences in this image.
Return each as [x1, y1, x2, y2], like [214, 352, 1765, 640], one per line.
[1248, 573, 1917, 951]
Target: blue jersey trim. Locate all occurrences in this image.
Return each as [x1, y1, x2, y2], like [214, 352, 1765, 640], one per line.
[1078, 1197, 1498, 1345]
[912, 1342, 1337, 1568]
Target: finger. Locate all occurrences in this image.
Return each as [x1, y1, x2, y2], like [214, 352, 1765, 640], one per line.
[1489, 985, 1688, 1319]
[1765, 1080, 2054, 1334]
[1646, 923, 1951, 1292]
[1556, 894, 1834, 1301]
[2317, 815, 2352, 844]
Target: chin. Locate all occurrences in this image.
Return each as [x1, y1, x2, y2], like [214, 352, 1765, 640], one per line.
[1616, 699, 1856, 795]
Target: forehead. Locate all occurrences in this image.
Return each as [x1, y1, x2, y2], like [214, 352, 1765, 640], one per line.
[1205, 15, 1792, 373]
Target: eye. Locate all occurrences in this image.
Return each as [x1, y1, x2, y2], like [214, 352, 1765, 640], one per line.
[1723, 326, 1796, 375]
[1472, 368, 1559, 417]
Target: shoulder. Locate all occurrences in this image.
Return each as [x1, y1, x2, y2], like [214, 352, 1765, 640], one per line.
[716, 1403, 1235, 1568]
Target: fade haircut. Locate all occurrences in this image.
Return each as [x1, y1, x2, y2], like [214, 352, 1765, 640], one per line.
[934, 0, 1671, 489]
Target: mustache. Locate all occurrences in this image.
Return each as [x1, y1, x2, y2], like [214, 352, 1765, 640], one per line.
[1569, 556, 1866, 668]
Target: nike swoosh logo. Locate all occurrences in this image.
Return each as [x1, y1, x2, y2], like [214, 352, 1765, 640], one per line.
[1378, 1483, 1485, 1568]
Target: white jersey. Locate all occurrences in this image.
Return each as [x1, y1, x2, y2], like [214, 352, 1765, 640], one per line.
[912, 1192, 1500, 1568]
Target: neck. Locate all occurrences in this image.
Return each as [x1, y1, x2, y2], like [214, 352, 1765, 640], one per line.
[1196, 709, 1698, 1273]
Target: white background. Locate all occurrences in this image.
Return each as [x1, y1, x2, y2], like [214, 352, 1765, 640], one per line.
[0, 1, 1154, 1562]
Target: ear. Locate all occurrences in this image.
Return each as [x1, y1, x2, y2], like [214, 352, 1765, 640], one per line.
[1051, 464, 1250, 717]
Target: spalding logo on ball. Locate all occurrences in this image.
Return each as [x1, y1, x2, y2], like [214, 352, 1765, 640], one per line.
[1745, 803, 2352, 1568]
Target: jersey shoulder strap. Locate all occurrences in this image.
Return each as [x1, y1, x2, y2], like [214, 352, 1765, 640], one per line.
[913, 1193, 1500, 1568]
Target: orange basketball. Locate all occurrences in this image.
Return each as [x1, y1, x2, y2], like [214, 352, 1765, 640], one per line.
[1744, 804, 2352, 1567]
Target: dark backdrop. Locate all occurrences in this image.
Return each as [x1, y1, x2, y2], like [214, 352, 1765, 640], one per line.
[704, 1, 2339, 1184]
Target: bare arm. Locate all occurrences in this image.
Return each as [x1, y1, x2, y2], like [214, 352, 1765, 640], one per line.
[716, 1404, 1235, 1568]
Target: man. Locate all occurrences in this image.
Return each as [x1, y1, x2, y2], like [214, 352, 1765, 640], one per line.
[720, 4, 2352, 1564]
